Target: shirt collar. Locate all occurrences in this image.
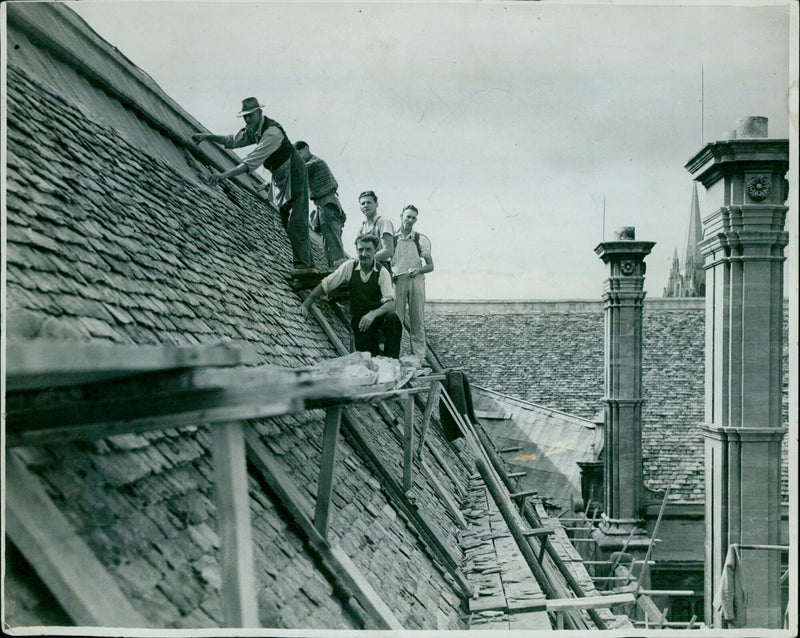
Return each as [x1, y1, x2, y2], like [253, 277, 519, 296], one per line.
[354, 259, 379, 273]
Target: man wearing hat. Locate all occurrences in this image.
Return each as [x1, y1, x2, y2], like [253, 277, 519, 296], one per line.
[192, 97, 313, 269]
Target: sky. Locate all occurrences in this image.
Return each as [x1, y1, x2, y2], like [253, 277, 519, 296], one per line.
[69, 0, 796, 301]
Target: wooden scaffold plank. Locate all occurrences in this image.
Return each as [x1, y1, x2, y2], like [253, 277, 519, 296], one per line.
[314, 406, 343, 537]
[4, 453, 149, 628]
[244, 429, 403, 630]
[403, 394, 415, 492]
[341, 407, 473, 598]
[4, 341, 258, 391]
[210, 421, 259, 628]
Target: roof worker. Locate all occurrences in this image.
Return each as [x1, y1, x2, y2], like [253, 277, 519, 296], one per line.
[357, 190, 394, 272]
[392, 204, 434, 362]
[293, 141, 347, 267]
[192, 97, 313, 270]
[301, 234, 402, 359]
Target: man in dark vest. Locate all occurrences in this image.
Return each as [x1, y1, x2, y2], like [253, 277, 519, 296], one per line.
[300, 235, 402, 358]
[192, 97, 313, 269]
[294, 141, 347, 267]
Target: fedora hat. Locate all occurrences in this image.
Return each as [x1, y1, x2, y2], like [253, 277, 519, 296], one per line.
[237, 97, 264, 116]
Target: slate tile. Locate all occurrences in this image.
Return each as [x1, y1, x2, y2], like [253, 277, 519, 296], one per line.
[187, 522, 220, 553]
[157, 567, 206, 616]
[115, 556, 163, 592]
[157, 534, 204, 570]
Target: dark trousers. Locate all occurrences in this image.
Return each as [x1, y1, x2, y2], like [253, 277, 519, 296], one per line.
[351, 312, 402, 359]
[318, 200, 346, 266]
[278, 151, 313, 267]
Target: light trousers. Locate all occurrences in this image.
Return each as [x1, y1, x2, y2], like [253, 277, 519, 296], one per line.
[394, 274, 426, 358]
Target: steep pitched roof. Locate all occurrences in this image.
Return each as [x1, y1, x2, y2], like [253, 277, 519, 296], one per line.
[3, 3, 479, 630]
[426, 299, 789, 504]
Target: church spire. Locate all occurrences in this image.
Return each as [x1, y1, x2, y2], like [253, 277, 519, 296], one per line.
[665, 184, 706, 297]
[683, 183, 705, 296]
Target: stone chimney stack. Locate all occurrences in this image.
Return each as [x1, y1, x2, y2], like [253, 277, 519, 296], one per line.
[685, 116, 789, 628]
[592, 228, 655, 549]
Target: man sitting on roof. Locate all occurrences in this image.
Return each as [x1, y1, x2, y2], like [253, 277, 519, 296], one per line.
[300, 235, 402, 359]
[192, 97, 313, 270]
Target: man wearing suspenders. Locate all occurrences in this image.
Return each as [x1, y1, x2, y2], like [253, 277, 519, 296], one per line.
[192, 97, 313, 269]
[392, 205, 434, 361]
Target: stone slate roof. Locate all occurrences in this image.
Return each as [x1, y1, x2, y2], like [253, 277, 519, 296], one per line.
[3, 4, 486, 630]
[472, 387, 602, 510]
[426, 300, 790, 504]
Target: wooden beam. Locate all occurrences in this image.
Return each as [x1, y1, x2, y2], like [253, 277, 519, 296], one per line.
[5, 341, 258, 391]
[633, 486, 670, 598]
[522, 528, 554, 537]
[307, 303, 350, 354]
[7, 357, 426, 448]
[544, 592, 635, 611]
[5, 366, 303, 447]
[4, 453, 149, 627]
[402, 395, 414, 492]
[414, 382, 441, 459]
[210, 422, 259, 628]
[244, 429, 403, 630]
[476, 456, 561, 601]
[444, 393, 608, 630]
[591, 576, 632, 581]
[481, 592, 636, 615]
[511, 489, 539, 500]
[498, 446, 523, 454]
[341, 407, 473, 598]
[314, 406, 343, 538]
[419, 457, 468, 529]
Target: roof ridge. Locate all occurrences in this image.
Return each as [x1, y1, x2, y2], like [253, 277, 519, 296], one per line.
[7, 63, 270, 223]
[6, 2, 269, 194]
[472, 385, 596, 427]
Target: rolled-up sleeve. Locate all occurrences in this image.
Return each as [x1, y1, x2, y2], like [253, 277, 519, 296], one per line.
[222, 128, 251, 150]
[377, 217, 395, 238]
[378, 268, 395, 303]
[321, 260, 354, 295]
[419, 234, 432, 257]
[241, 127, 284, 172]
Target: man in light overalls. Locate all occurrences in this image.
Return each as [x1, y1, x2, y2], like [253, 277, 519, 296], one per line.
[392, 205, 434, 362]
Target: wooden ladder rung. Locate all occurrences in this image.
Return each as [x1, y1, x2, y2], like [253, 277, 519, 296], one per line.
[510, 489, 538, 500]
[522, 527, 553, 537]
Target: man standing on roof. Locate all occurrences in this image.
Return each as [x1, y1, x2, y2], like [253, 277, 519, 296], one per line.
[191, 97, 313, 269]
[392, 205, 434, 362]
[293, 141, 347, 268]
[357, 190, 394, 272]
[300, 235, 402, 359]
